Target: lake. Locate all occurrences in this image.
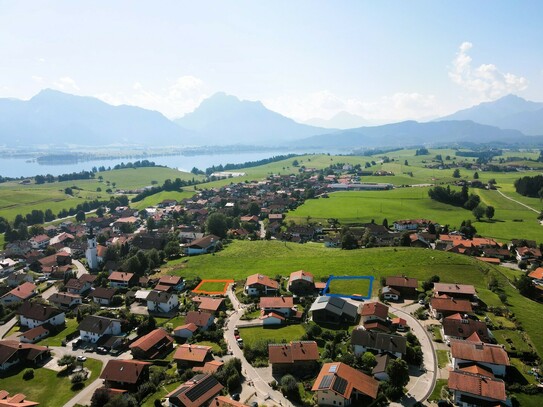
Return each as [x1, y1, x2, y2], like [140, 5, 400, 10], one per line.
[0, 150, 336, 178]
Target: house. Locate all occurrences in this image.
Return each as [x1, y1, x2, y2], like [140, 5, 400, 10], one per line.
[108, 271, 137, 289]
[0, 258, 18, 276]
[516, 246, 542, 263]
[433, 283, 477, 301]
[192, 297, 225, 314]
[173, 323, 199, 339]
[147, 290, 179, 314]
[30, 234, 50, 249]
[78, 315, 122, 343]
[6, 271, 33, 288]
[312, 362, 379, 406]
[0, 391, 39, 407]
[47, 292, 82, 309]
[100, 359, 151, 391]
[65, 277, 93, 295]
[244, 274, 279, 296]
[391, 318, 408, 332]
[130, 328, 174, 360]
[528, 267, 543, 281]
[90, 287, 117, 306]
[430, 297, 473, 319]
[359, 302, 389, 325]
[259, 296, 294, 317]
[393, 219, 433, 231]
[385, 276, 418, 298]
[381, 286, 400, 301]
[450, 340, 510, 377]
[167, 374, 224, 407]
[18, 325, 51, 343]
[351, 328, 407, 359]
[240, 215, 259, 224]
[260, 312, 286, 326]
[173, 344, 214, 369]
[442, 314, 491, 344]
[0, 282, 37, 305]
[17, 302, 65, 329]
[448, 370, 507, 407]
[0, 340, 50, 371]
[111, 216, 139, 233]
[309, 296, 359, 325]
[268, 341, 319, 376]
[287, 270, 316, 295]
[155, 275, 185, 292]
[185, 311, 214, 331]
[372, 353, 394, 381]
[184, 235, 220, 255]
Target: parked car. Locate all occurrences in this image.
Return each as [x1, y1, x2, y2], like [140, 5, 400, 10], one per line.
[77, 355, 87, 362]
[231, 393, 240, 401]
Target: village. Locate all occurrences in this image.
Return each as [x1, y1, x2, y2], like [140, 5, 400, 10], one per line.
[0, 161, 541, 407]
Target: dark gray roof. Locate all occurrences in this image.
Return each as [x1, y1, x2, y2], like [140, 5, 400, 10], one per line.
[147, 290, 175, 303]
[78, 315, 120, 335]
[17, 302, 64, 322]
[309, 296, 358, 319]
[351, 328, 406, 355]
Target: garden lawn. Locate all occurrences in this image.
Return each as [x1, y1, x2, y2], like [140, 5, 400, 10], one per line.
[0, 358, 102, 407]
[436, 350, 449, 368]
[193, 280, 230, 293]
[238, 325, 306, 347]
[327, 278, 372, 297]
[194, 341, 222, 354]
[493, 330, 533, 354]
[142, 381, 182, 407]
[428, 379, 448, 401]
[38, 318, 79, 346]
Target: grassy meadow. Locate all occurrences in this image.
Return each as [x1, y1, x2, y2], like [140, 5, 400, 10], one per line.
[160, 240, 543, 357]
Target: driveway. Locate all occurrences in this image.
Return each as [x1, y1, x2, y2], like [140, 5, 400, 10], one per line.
[72, 259, 89, 278]
[388, 302, 437, 405]
[0, 317, 17, 339]
[225, 284, 294, 406]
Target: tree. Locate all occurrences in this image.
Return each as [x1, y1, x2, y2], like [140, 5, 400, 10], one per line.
[64, 187, 73, 195]
[280, 374, 299, 399]
[248, 202, 260, 216]
[472, 205, 485, 221]
[58, 355, 76, 370]
[404, 160, 409, 166]
[206, 213, 228, 238]
[473, 171, 479, 179]
[292, 159, 299, 167]
[485, 205, 495, 220]
[452, 168, 461, 178]
[515, 275, 532, 296]
[382, 218, 389, 228]
[400, 231, 411, 247]
[164, 241, 180, 258]
[341, 232, 358, 250]
[75, 210, 86, 222]
[387, 358, 410, 389]
[360, 352, 377, 372]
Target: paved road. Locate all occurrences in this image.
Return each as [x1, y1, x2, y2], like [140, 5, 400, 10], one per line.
[0, 317, 17, 339]
[388, 302, 437, 405]
[72, 259, 89, 278]
[496, 189, 540, 214]
[226, 285, 293, 407]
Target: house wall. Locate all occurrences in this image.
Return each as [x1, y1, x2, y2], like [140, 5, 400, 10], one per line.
[452, 357, 506, 377]
[383, 293, 399, 301]
[93, 297, 111, 306]
[453, 390, 505, 407]
[173, 329, 194, 339]
[262, 307, 291, 316]
[263, 317, 283, 326]
[20, 313, 65, 329]
[0, 356, 20, 371]
[316, 390, 349, 406]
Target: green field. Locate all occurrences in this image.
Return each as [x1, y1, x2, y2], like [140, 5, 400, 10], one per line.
[0, 358, 102, 407]
[493, 329, 533, 354]
[130, 189, 197, 210]
[193, 281, 230, 293]
[287, 188, 542, 242]
[37, 318, 79, 346]
[161, 240, 543, 357]
[0, 166, 200, 221]
[238, 324, 307, 347]
[326, 277, 372, 297]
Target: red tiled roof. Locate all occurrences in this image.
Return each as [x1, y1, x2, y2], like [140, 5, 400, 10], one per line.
[173, 344, 212, 362]
[194, 360, 224, 374]
[108, 271, 135, 282]
[459, 364, 495, 378]
[476, 257, 501, 264]
[529, 267, 543, 280]
[209, 396, 250, 407]
[360, 302, 388, 319]
[260, 312, 285, 321]
[129, 328, 173, 353]
[0, 390, 39, 407]
[193, 297, 224, 313]
[385, 276, 418, 289]
[185, 311, 213, 328]
[311, 362, 378, 400]
[268, 341, 319, 364]
[157, 275, 183, 286]
[450, 340, 510, 366]
[448, 370, 506, 401]
[430, 297, 473, 313]
[245, 274, 279, 289]
[433, 283, 476, 296]
[18, 325, 50, 341]
[174, 323, 198, 333]
[288, 270, 314, 283]
[5, 283, 36, 300]
[100, 360, 150, 384]
[260, 296, 293, 308]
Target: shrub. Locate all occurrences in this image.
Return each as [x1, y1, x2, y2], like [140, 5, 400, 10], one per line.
[23, 369, 34, 380]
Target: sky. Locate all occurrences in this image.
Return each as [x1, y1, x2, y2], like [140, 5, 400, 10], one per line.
[0, 1, 542, 124]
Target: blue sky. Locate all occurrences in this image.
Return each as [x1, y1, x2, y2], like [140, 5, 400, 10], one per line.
[0, 1, 541, 123]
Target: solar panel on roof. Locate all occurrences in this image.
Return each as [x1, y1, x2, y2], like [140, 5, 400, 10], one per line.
[328, 364, 338, 373]
[185, 375, 218, 402]
[319, 374, 334, 389]
[332, 376, 348, 395]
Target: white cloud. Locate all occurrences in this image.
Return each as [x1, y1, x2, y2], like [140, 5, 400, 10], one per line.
[449, 42, 527, 100]
[263, 91, 442, 123]
[53, 76, 80, 91]
[95, 75, 209, 118]
[31, 75, 44, 84]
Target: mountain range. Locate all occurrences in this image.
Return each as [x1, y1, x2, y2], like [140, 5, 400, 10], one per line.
[0, 89, 541, 149]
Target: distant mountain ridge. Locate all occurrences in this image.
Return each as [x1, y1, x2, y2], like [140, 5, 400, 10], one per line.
[294, 120, 535, 148]
[304, 111, 373, 129]
[437, 94, 543, 136]
[0, 89, 193, 146]
[174, 92, 330, 145]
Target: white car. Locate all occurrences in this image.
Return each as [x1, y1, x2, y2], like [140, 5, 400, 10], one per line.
[76, 356, 87, 362]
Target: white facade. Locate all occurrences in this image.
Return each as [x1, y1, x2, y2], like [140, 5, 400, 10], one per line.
[315, 389, 349, 406]
[20, 312, 65, 329]
[80, 320, 122, 343]
[173, 328, 195, 339]
[86, 234, 99, 270]
[452, 357, 507, 377]
[148, 295, 179, 313]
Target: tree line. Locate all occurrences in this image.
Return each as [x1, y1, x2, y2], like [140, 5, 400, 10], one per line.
[202, 153, 299, 175]
[514, 175, 543, 198]
[131, 177, 198, 203]
[428, 184, 480, 210]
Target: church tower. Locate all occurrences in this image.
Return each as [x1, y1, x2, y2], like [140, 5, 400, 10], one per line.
[85, 228, 98, 270]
